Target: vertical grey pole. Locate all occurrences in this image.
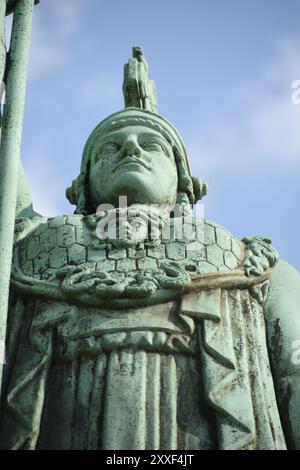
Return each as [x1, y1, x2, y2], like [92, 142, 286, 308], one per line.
[0, 0, 6, 131]
[0, 0, 35, 392]
[0, 1, 5, 91]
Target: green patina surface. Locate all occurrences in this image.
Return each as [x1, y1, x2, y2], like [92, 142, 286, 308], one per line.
[0, 40, 300, 450]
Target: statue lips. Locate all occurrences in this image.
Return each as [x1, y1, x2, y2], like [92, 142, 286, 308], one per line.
[113, 157, 150, 172]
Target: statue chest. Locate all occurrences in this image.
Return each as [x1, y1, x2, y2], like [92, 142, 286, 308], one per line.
[12, 214, 245, 307]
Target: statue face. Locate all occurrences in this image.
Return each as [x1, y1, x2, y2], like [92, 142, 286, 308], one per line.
[88, 126, 178, 208]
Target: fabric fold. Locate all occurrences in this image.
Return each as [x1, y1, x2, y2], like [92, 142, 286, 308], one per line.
[182, 284, 286, 450]
[1, 281, 287, 450]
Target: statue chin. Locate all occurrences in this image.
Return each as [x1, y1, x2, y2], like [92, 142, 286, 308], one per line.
[93, 170, 176, 207]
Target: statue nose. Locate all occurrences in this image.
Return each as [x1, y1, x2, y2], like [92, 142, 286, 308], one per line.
[121, 136, 141, 157]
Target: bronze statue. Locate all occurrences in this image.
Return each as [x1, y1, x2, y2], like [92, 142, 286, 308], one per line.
[0, 30, 300, 449]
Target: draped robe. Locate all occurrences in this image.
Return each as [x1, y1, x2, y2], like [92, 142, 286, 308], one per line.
[0, 281, 286, 450]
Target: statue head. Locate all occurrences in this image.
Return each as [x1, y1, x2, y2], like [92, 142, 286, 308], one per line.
[66, 48, 207, 215]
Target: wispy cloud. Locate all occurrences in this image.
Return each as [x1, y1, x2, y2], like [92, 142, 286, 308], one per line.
[187, 35, 300, 176]
[79, 74, 120, 108]
[28, 0, 83, 80]
[46, 0, 82, 38]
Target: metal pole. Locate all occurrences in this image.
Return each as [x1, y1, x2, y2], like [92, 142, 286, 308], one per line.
[0, 2, 5, 87]
[0, 0, 35, 392]
[0, 1, 6, 131]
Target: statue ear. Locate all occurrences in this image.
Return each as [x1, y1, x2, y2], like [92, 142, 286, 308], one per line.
[66, 178, 79, 205]
[192, 176, 208, 202]
[66, 164, 93, 215]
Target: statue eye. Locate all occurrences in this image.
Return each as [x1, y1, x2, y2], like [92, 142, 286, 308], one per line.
[99, 142, 120, 157]
[141, 141, 164, 151]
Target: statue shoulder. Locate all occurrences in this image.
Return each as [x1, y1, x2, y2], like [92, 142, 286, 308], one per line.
[264, 260, 300, 448]
[13, 213, 88, 279]
[186, 218, 277, 276]
[197, 218, 245, 271]
[268, 258, 300, 295]
[265, 259, 300, 361]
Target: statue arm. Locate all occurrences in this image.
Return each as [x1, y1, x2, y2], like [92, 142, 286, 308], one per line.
[264, 259, 300, 449]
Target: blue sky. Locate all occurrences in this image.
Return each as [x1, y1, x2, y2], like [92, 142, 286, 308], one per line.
[7, 0, 300, 270]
